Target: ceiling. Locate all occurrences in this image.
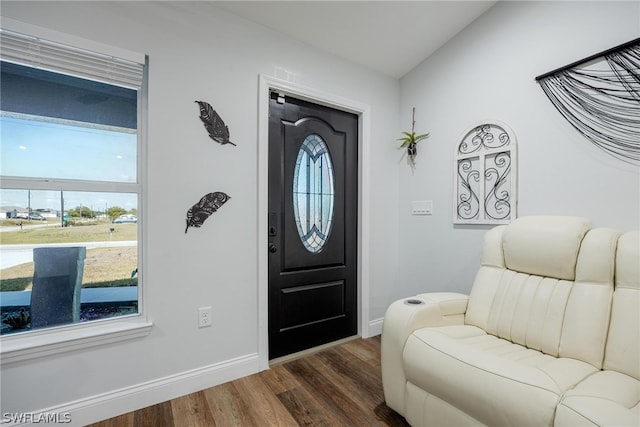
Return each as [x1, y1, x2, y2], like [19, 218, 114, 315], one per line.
[214, 1, 497, 79]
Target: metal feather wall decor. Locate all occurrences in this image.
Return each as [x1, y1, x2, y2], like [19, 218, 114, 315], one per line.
[536, 38, 640, 163]
[195, 100, 236, 146]
[185, 192, 231, 233]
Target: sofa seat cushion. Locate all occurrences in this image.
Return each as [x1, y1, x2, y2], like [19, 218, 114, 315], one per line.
[404, 326, 598, 426]
[555, 370, 640, 426]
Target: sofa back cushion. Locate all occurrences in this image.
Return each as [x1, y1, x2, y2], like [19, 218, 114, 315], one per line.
[465, 216, 620, 368]
[603, 231, 640, 380]
[558, 227, 620, 366]
[502, 216, 590, 280]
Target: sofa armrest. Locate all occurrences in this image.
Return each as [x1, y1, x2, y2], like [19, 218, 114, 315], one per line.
[381, 292, 469, 415]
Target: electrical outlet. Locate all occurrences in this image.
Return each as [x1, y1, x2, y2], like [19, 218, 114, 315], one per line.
[198, 306, 212, 328]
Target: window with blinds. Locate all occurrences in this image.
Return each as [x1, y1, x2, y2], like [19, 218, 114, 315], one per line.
[0, 28, 147, 335]
[0, 29, 144, 89]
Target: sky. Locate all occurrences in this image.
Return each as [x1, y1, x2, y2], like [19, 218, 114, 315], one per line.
[1, 115, 138, 212]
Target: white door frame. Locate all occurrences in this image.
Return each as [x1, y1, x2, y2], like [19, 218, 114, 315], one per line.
[257, 75, 371, 370]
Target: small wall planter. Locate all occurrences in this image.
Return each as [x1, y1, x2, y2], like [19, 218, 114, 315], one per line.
[398, 107, 429, 167]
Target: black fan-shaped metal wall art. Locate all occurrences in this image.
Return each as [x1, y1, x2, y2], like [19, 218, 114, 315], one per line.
[536, 38, 639, 163]
[185, 192, 231, 233]
[195, 100, 236, 146]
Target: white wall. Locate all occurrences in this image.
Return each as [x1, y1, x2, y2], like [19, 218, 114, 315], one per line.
[0, 1, 400, 420]
[397, 1, 640, 296]
[2, 0, 638, 422]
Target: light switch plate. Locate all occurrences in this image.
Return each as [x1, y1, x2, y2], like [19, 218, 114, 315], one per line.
[411, 200, 433, 215]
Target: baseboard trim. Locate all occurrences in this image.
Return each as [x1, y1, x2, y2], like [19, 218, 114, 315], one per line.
[5, 353, 259, 427]
[368, 317, 384, 337]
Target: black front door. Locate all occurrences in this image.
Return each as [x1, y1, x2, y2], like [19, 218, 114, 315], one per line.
[268, 92, 358, 359]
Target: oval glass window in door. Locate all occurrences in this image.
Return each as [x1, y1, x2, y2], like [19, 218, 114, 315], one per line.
[293, 133, 335, 253]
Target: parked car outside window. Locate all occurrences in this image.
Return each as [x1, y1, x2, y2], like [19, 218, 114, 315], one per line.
[28, 213, 46, 221]
[112, 214, 137, 224]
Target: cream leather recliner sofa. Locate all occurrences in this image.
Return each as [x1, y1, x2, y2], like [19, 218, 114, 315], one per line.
[381, 216, 639, 426]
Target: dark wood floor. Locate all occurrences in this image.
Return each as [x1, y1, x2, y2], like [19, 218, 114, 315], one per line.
[88, 336, 409, 426]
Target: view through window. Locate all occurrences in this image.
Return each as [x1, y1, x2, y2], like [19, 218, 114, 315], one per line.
[0, 31, 145, 335]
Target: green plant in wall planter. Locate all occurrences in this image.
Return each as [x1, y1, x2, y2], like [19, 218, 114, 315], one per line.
[398, 107, 430, 167]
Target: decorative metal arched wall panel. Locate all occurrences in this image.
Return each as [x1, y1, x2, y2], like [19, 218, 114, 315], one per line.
[454, 121, 517, 225]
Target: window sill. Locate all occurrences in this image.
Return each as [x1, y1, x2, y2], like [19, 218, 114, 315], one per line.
[0, 318, 152, 365]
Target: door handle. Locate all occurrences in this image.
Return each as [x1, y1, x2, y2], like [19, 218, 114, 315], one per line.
[269, 244, 278, 253]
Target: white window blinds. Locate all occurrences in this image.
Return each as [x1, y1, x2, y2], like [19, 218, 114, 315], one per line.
[0, 29, 144, 90]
